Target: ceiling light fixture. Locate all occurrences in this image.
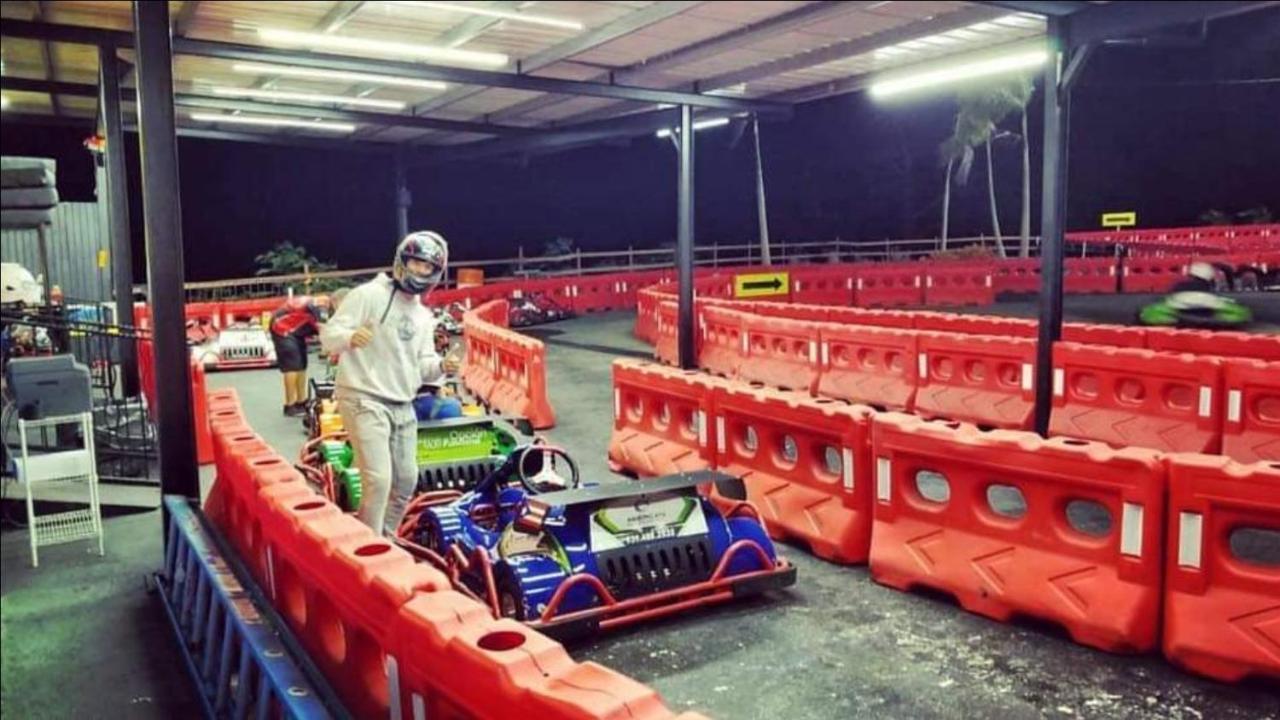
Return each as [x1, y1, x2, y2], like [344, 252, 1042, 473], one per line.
[869, 48, 1047, 99]
[231, 62, 448, 91]
[190, 112, 356, 133]
[209, 86, 406, 110]
[258, 28, 508, 68]
[655, 117, 731, 139]
[398, 2, 584, 31]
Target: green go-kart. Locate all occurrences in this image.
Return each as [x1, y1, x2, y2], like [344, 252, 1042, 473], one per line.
[299, 415, 534, 513]
[1138, 291, 1254, 330]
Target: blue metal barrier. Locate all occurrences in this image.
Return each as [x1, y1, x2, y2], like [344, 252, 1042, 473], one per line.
[155, 495, 344, 719]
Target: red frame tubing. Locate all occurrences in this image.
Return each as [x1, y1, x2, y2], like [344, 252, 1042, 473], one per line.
[737, 314, 822, 394]
[711, 385, 875, 564]
[870, 413, 1166, 653]
[815, 322, 919, 412]
[913, 332, 1037, 430]
[608, 359, 719, 477]
[1163, 454, 1280, 683]
[1221, 358, 1280, 463]
[1050, 343, 1225, 454]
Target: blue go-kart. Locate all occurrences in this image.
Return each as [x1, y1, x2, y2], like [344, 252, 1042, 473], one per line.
[401, 445, 796, 640]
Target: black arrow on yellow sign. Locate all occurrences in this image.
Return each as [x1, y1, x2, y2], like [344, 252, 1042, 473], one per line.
[742, 278, 783, 291]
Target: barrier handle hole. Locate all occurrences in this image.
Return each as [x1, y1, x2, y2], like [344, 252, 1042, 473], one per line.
[354, 543, 392, 557]
[294, 501, 326, 511]
[477, 630, 527, 652]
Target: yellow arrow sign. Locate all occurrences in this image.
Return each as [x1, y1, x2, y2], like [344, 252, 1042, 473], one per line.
[734, 271, 789, 298]
[1101, 211, 1136, 228]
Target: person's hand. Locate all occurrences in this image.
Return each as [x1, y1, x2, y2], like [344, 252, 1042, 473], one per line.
[442, 357, 461, 374]
[350, 322, 375, 349]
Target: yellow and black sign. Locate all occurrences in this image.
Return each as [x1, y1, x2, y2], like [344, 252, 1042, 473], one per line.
[1101, 211, 1136, 229]
[734, 271, 789, 298]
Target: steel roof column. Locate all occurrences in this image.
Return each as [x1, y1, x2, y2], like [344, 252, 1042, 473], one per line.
[98, 44, 139, 397]
[677, 105, 696, 370]
[133, 0, 198, 511]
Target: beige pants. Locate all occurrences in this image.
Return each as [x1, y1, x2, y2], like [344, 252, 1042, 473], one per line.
[335, 389, 417, 536]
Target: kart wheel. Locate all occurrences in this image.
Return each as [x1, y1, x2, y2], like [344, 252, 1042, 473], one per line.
[494, 567, 527, 621]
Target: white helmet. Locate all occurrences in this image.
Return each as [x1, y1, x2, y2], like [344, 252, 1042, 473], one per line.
[1187, 261, 1216, 284]
[1, 263, 43, 305]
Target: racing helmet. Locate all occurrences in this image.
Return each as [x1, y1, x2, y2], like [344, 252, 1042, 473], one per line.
[1187, 261, 1216, 284]
[392, 231, 448, 295]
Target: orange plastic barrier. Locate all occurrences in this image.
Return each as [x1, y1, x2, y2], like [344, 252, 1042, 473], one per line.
[191, 360, 214, 465]
[1163, 454, 1280, 682]
[737, 314, 821, 393]
[608, 359, 718, 477]
[853, 265, 923, 308]
[461, 307, 501, 402]
[815, 322, 918, 411]
[1146, 327, 1280, 362]
[1122, 256, 1191, 293]
[990, 259, 1040, 294]
[913, 332, 1036, 430]
[790, 267, 853, 306]
[697, 304, 747, 378]
[568, 273, 623, 313]
[1221, 358, 1280, 463]
[490, 328, 556, 430]
[1050, 343, 1224, 453]
[695, 275, 736, 299]
[870, 414, 1166, 653]
[711, 385, 874, 564]
[634, 286, 664, 343]
[746, 301, 830, 323]
[923, 267, 994, 307]
[654, 300, 680, 366]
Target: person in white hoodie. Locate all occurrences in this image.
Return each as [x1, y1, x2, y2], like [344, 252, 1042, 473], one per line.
[320, 232, 458, 535]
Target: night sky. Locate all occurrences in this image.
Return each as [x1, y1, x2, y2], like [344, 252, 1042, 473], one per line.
[3, 10, 1277, 282]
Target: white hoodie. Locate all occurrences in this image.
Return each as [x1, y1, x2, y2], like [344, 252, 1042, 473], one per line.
[320, 273, 443, 403]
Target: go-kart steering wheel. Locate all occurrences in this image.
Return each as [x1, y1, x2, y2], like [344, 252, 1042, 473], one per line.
[515, 445, 580, 495]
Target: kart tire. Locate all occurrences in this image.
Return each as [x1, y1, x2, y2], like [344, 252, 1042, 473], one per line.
[494, 565, 527, 621]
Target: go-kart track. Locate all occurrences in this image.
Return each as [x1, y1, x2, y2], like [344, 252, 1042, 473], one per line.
[193, 296, 1276, 720]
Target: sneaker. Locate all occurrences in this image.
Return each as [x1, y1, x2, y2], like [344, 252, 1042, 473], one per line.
[285, 403, 306, 417]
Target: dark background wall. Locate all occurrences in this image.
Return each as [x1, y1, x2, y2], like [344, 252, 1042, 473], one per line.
[3, 10, 1277, 281]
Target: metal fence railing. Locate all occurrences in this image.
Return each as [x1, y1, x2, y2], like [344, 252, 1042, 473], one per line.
[180, 236, 1047, 303]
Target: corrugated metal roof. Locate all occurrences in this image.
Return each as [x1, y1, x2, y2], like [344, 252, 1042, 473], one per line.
[1, 1, 1048, 147]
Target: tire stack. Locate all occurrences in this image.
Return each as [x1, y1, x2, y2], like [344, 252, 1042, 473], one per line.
[1, 156, 58, 229]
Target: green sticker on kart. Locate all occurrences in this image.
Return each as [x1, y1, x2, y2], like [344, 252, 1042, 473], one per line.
[415, 419, 519, 464]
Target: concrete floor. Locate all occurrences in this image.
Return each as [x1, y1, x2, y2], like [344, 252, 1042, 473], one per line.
[3, 298, 1276, 719]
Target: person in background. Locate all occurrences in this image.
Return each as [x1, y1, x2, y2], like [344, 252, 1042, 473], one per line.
[1171, 261, 1218, 293]
[269, 294, 328, 416]
[321, 232, 460, 535]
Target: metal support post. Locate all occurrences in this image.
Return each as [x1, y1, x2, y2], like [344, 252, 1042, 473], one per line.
[99, 44, 139, 396]
[676, 105, 696, 369]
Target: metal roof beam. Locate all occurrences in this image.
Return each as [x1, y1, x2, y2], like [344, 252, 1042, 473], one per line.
[0, 20, 787, 112]
[409, 1, 699, 117]
[489, 0, 857, 122]
[0, 76, 538, 136]
[1064, 1, 1276, 46]
[972, 1, 1087, 16]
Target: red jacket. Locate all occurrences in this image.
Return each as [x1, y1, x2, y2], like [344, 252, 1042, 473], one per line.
[270, 296, 321, 337]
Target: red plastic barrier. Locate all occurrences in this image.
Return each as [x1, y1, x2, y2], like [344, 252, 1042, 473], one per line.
[853, 265, 923, 308]
[634, 286, 664, 343]
[825, 306, 916, 329]
[1061, 322, 1147, 349]
[923, 267, 995, 307]
[790, 267, 853, 306]
[654, 300, 680, 366]
[1145, 327, 1280, 362]
[816, 323, 918, 411]
[745, 301, 830, 323]
[697, 305, 747, 378]
[608, 359, 718, 477]
[1122, 256, 1191, 293]
[871, 413, 1166, 653]
[911, 312, 1037, 338]
[461, 309, 501, 402]
[513, 277, 574, 314]
[737, 314, 821, 393]
[566, 274, 621, 314]
[1064, 257, 1119, 294]
[220, 298, 278, 327]
[1163, 454, 1280, 682]
[191, 360, 214, 465]
[914, 332, 1036, 430]
[711, 386, 874, 564]
[990, 259, 1040, 294]
[1221, 358, 1280, 463]
[694, 275, 735, 299]
[1050, 343, 1224, 453]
